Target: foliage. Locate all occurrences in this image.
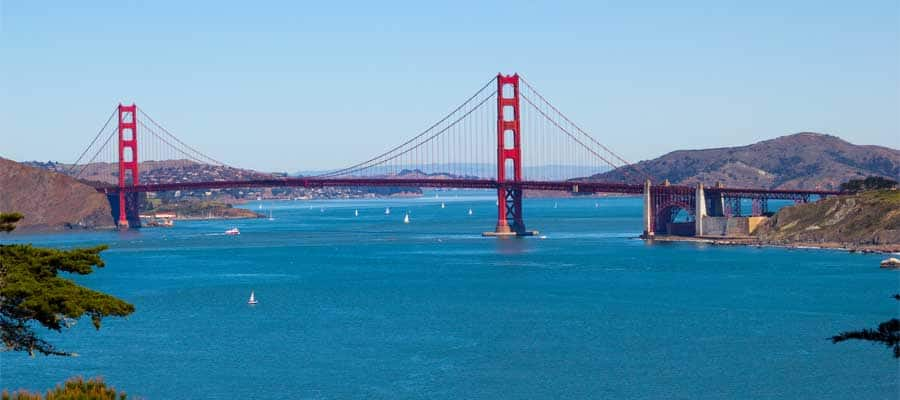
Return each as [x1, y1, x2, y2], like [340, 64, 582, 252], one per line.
[831, 296, 900, 358]
[1, 376, 128, 400]
[839, 176, 898, 192]
[0, 213, 134, 356]
[0, 213, 23, 233]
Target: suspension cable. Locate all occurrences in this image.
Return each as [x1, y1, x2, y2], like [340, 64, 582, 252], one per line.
[137, 108, 228, 166]
[315, 76, 498, 178]
[67, 106, 117, 175]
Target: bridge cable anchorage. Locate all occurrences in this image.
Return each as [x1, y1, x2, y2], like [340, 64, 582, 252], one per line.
[519, 77, 654, 183]
[313, 76, 498, 178]
[67, 106, 118, 177]
[137, 108, 229, 166]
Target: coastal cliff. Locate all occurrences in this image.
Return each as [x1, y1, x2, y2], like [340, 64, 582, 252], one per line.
[0, 157, 115, 232]
[754, 190, 900, 252]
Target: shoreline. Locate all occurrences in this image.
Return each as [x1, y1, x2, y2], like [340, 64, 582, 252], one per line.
[645, 235, 900, 254]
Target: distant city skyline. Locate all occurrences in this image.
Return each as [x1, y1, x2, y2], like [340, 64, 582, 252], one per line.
[1, 1, 898, 171]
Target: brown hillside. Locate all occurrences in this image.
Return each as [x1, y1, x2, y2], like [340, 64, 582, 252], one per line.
[0, 157, 114, 232]
[592, 133, 899, 190]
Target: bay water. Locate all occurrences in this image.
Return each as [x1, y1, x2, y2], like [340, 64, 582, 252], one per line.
[2, 193, 897, 398]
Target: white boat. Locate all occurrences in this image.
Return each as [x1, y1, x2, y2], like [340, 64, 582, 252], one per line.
[225, 227, 240, 235]
[268, 210, 274, 221]
[247, 290, 258, 305]
[354, 209, 359, 217]
[385, 207, 391, 215]
[441, 202, 445, 209]
[467, 208, 473, 216]
[403, 212, 410, 224]
[258, 204, 262, 210]
[554, 202, 558, 209]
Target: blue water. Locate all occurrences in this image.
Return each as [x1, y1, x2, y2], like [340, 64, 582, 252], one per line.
[2, 193, 898, 399]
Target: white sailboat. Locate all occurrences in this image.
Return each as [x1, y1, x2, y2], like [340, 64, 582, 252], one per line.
[403, 212, 410, 224]
[268, 209, 274, 221]
[467, 208, 473, 216]
[354, 209, 359, 217]
[441, 202, 445, 209]
[385, 207, 391, 215]
[554, 202, 558, 209]
[247, 290, 258, 305]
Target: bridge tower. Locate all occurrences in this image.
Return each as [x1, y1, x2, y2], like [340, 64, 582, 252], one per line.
[116, 104, 139, 228]
[485, 73, 536, 237]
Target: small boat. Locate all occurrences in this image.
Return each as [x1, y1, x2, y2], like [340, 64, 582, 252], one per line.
[441, 202, 445, 209]
[248, 290, 258, 305]
[403, 213, 410, 224]
[880, 257, 900, 269]
[258, 204, 262, 210]
[225, 227, 240, 235]
[554, 202, 558, 209]
[385, 207, 391, 215]
[354, 209, 359, 217]
[467, 208, 473, 216]
[268, 210, 274, 221]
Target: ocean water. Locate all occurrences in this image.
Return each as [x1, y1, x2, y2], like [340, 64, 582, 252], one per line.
[1, 193, 897, 399]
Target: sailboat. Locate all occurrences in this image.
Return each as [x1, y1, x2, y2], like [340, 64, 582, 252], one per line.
[354, 209, 359, 217]
[385, 207, 391, 215]
[467, 208, 473, 216]
[403, 212, 410, 224]
[554, 202, 558, 209]
[441, 202, 445, 209]
[268, 209, 274, 221]
[247, 290, 258, 305]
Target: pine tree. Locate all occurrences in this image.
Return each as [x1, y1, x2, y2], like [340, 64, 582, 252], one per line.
[0, 212, 135, 356]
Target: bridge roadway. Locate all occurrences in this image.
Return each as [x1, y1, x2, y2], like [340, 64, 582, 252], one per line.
[93, 178, 840, 199]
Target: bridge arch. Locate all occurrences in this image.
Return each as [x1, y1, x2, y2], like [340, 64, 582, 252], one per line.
[654, 201, 695, 235]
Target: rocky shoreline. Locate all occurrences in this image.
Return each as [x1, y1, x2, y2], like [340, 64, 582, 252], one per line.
[646, 235, 900, 254]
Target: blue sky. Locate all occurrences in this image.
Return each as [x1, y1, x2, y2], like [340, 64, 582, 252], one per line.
[1, 1, 898, 171]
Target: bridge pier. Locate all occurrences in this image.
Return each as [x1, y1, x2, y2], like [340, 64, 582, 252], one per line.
[642, 179, 654, 238]
[695, 183, 707, 236]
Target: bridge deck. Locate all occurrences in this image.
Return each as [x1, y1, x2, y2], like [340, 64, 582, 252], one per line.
[94, 178, 840, 198]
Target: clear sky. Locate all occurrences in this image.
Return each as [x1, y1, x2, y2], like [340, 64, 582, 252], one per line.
[1, 1, 898, 172]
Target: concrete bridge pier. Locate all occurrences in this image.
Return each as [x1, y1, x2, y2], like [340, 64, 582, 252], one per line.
[642, 179, 654, 238]
[695, 183, 707, 236]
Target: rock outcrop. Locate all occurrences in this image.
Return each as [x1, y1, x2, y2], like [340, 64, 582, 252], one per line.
[0, 157, 114, 232]
[754, 190, 900, 251]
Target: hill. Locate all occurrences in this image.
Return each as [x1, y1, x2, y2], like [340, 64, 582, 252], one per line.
[0, 158, 115, 232]
[754, 189, 900, 252]
[592, 133, 899, 190]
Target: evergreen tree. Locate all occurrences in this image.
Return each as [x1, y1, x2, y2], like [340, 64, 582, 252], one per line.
[0, 212, 134, 356]
[831, 295, 900, 358]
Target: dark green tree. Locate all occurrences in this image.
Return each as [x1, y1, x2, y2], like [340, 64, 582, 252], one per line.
[831, 295, 900, 358]
[0, 212, 134, 356]
[839, 176, 898, 192]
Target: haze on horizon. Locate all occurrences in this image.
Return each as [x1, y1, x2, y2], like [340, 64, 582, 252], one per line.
[1, 1, 898, 172]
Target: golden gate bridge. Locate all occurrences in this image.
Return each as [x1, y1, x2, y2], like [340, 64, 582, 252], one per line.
[67, 73, 838, 236]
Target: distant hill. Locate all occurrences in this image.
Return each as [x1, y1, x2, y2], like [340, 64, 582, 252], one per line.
[0, 158, 114, 232]
[591, 133, 900, 190]
[24, 159, 273, 186]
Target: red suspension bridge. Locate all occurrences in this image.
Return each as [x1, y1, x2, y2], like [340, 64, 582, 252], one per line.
[69, 73, 838, 236]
